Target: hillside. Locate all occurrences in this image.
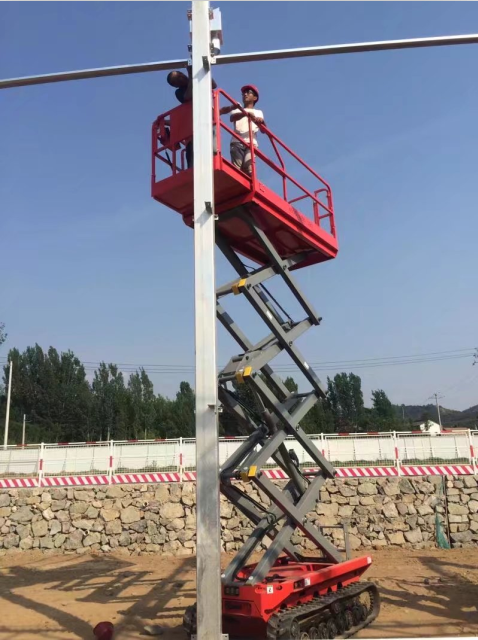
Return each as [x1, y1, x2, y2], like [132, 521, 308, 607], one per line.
[396, 403, 478, 428]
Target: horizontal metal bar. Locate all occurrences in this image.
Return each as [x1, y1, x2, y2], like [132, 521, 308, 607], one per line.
[0, 58, 188, 90]
[2, 34, 478, 91]
[215, 34, 478, 66]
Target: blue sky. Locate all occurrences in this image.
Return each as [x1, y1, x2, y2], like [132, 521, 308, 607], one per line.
[1, 2, 477, 410]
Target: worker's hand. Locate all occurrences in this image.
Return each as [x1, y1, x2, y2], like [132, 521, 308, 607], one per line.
[254, 117, 264, 125]
[219, 106, 232, 115]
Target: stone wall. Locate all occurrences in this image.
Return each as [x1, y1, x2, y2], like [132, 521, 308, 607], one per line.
[0, 475, 477, 557]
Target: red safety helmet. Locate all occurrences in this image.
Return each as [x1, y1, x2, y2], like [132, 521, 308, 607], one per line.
[93, 622, 114, 640]
[241, 84, 259, 102]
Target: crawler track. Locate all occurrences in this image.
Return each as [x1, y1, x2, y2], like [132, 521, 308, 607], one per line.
[183, 581, 380, 639]
[266, 581, 380, 639]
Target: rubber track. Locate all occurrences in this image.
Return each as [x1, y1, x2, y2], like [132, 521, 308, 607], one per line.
[266, 581, 380, 640]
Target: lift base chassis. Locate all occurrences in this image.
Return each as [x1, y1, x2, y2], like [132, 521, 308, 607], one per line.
[184, 555, 380, 639]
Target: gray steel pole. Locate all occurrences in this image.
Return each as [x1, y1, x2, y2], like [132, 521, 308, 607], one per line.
[3, 361, 12, 450]
[429, 392, 443, 428]
[0, 58, 187, 89]
[191, 3, 222, 639]
[2, 34, 478, 90]
[215, 33, 478, 66]
[435, 394, 443, 428]
[22, 414, 26, 447]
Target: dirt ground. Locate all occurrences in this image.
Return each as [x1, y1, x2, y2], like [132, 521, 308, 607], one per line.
[0, 547, 477, 639]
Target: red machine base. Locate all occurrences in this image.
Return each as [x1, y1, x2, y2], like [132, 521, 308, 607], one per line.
[221, 555, 377, 639]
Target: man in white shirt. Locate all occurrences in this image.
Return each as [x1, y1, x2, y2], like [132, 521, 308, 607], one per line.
[220, 84, 264, 176]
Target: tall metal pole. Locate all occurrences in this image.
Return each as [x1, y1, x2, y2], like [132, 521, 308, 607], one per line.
[191, 3, 222, 639]
[22, 414, 26, 447]
[435, 394, 442, 428]
[437, 401, 442, 428]
[430, 392, 443, 428]
[3, 361, 12, 450]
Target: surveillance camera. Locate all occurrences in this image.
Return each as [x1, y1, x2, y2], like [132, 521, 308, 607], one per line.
[211, 36, 221, 57]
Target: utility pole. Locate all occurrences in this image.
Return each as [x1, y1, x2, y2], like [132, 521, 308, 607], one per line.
[429, 392, 444, 428]
[2, 10, 478, 640]
[191, 4, 222, 639]
[3, 360, 12, 450]
[21, 414, 31, 446]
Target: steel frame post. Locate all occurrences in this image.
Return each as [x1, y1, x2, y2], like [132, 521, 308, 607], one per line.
[392, 431, 402, 476]
[38, 442, 45, 485]
[467, 429, 476, 474]
[108, 439, 115, 483]
[191, 3, 223, 639]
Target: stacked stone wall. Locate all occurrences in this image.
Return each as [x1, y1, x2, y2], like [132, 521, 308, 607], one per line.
[0, 476, 475, 556]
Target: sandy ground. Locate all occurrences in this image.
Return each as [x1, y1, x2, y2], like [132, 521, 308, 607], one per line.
[0, 548, 477, 639]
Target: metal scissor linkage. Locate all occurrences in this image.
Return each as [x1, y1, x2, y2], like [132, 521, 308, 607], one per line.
[216, 209, 344, 588]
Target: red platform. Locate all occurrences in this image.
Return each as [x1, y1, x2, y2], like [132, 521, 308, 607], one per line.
[151, 89, 338, 270]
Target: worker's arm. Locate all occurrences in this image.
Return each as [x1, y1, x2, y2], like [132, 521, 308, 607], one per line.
[220, 104, 238, 115]
[251, 110, 265, 126]
[230, 111, 247, 123]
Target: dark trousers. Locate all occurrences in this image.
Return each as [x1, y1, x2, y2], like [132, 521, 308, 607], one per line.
[186, 141, 193, 168]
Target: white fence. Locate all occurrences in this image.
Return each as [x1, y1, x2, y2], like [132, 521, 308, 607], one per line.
[0, 430, 476, 480]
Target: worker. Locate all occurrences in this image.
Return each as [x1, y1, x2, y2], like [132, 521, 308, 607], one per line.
[220, 84, 264, 176]
[167, 69, 218, 168]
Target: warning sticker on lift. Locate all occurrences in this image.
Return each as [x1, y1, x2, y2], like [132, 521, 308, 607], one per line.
[266, 586, 274, 594]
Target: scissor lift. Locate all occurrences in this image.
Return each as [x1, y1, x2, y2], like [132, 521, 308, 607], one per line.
[152, 89, 380, 639]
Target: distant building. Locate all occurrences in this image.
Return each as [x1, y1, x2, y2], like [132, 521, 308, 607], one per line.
[419, 420, 441, 435]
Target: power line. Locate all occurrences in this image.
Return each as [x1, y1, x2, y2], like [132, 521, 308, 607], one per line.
[0, 347, 475, 375]
[1, 345, 474, 367]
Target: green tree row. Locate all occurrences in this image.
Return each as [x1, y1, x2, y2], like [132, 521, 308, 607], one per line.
[0, 342, 407, 445]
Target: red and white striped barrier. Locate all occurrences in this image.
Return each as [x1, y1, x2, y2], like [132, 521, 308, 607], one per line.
[400, 464, 475, 476]
[0, 477, 39, 488]
[111, 473, 181, 484]
[0, 465, 475, 489]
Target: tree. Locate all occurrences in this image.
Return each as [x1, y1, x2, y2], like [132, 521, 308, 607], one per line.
[301, 399, 335, 434]
[371, 389, 396, 431]
[420, 410, 432, 424]
[91, 363, 127, 440]
[2, 344, 91, 442]
[154, 393, 176, 438]
[283, 376, 298, 394]
[170, 381, 195, 438]
[327, 372, 365, 431]
[0, 323, 6, 348]
[126, 368, 156, 439]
